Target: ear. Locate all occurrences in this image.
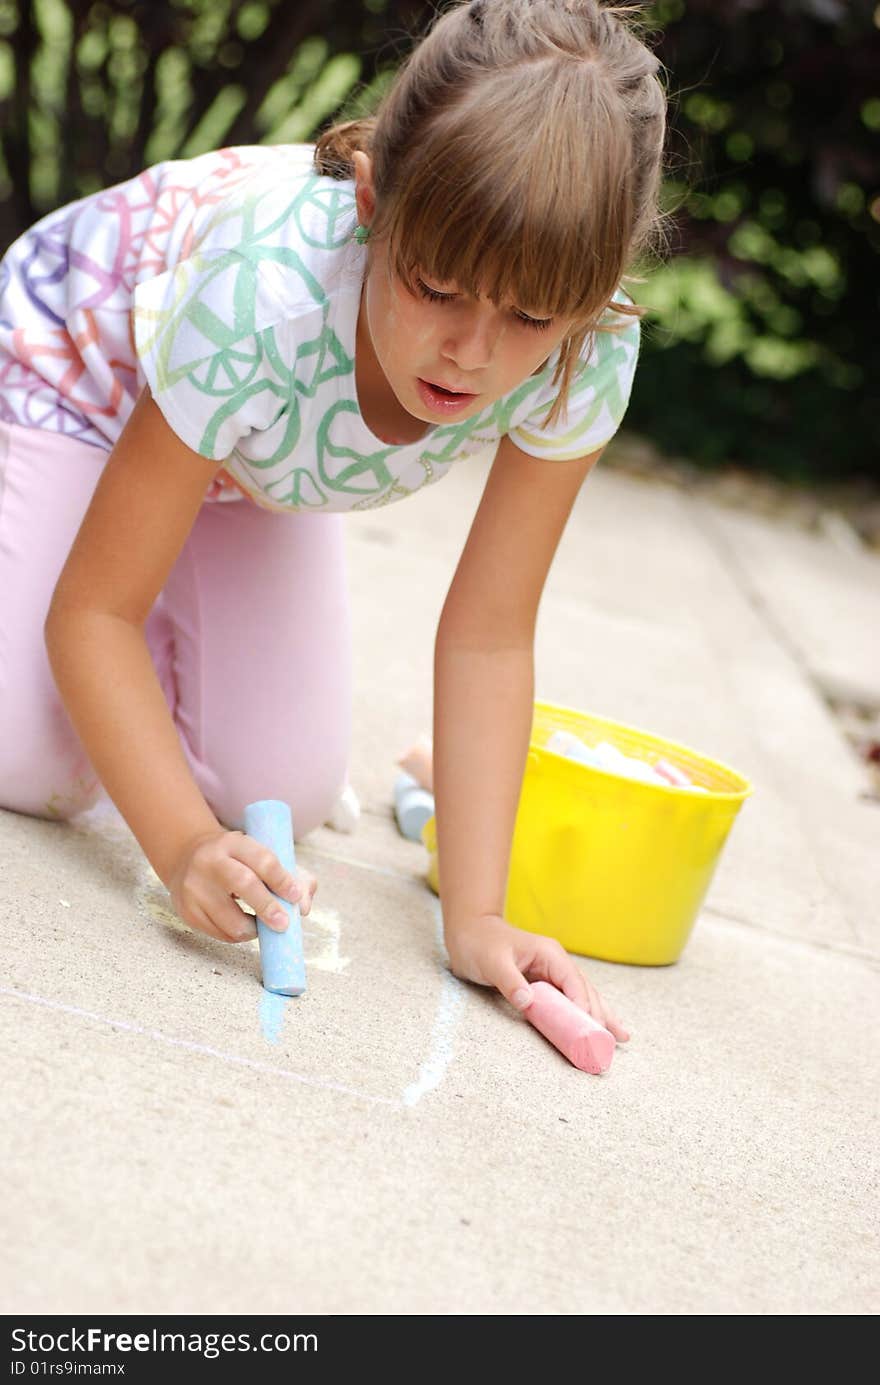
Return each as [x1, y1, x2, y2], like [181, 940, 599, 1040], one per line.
[352, 150, 376, 226]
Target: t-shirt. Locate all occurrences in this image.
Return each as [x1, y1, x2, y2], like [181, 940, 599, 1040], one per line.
[0, 143, 640, 513]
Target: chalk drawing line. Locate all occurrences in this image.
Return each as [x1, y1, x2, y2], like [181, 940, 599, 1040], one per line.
[13, 808, 468, 1110]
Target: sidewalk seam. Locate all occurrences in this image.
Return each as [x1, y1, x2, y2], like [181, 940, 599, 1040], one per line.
[703, 905, 880, 969]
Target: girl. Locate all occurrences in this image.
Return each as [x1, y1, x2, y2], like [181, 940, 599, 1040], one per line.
[0, 0, 668, 1041]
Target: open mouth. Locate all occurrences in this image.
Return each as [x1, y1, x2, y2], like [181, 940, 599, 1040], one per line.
[416, 378, 478, 414]
[419, 378, 476, 399]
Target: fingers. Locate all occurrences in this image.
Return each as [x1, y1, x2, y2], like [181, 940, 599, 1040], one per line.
[242, 836, 302, 905]
[601, 1007, 630, 1043]
[212, 856, 288, 933]
[171, 831, 319, 944]
[492, 957, 535, 1012]
[572, 974, 630, 1042]
[188, 900, 252, 945]
[217, 898, 260, 944]
[580, 980, 630, 1043]
[213, 873, 316, 942]
[228, 836, 319, 924]
[443, 916, 633, 1045]
[539, 943, 593, 1013]
[529, 940, 631, 1043]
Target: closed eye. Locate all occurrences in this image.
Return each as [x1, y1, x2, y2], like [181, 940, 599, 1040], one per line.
[415, 278, 553, 332]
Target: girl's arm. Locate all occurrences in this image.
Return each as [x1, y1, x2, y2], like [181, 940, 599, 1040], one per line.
[434, 433, 601, 932]
[44, 385, 230, 885]
[432, 436, 628, 1039]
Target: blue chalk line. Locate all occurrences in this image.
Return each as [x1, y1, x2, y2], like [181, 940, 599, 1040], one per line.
[259, 989, 289, 1045]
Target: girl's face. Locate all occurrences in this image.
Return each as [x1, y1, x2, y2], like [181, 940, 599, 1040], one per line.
[353, 154, 573, 425]
[359, 253, 574, 423]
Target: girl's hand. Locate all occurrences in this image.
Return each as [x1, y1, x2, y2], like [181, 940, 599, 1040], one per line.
[444, 914, 630, 1043]
[166, 829, 317, 944]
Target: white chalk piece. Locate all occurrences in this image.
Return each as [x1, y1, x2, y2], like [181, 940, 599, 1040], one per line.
[243, 800, 306, 997]
[324, 781, 361, 833]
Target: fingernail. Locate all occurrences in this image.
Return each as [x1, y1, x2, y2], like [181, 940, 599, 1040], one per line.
[268, 909, 287, 927]
[512, 987, 532, 1011]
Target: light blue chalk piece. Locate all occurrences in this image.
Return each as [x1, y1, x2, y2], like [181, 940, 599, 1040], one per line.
[259, 989, 289, 1044]
[393, 770, 435, 842]
[243, 799, 307, 997]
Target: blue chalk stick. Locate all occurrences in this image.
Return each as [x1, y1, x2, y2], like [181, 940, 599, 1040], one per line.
[393, 770, 435, 842]
[243, 799, 306, 997]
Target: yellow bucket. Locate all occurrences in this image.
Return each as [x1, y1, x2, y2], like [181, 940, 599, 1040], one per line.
[421, 700, 753, 966]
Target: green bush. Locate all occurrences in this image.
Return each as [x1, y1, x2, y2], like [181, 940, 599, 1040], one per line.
[636, 0, 879, 481]
[1, 1, 876, 480]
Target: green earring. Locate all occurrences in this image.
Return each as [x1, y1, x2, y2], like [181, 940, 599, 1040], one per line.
[354, 223, 372, 244]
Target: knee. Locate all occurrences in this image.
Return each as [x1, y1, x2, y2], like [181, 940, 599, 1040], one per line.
[195, 729, 352, 840]
[0, 731, 101, 820]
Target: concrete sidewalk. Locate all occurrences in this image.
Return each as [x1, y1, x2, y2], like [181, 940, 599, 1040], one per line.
[2, 444, 878, 1315]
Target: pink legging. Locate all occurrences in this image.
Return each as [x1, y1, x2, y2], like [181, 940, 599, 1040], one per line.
[0, 420, 353, 835]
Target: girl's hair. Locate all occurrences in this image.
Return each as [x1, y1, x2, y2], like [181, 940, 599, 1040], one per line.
[314, 0, 671, 428]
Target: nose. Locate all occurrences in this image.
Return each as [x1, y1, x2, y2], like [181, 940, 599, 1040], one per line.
[440, 305, 502, 374]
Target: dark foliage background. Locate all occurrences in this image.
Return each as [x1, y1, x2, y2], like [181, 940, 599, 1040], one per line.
[637, 0, 879, 483]
[0, 0, 877, 481]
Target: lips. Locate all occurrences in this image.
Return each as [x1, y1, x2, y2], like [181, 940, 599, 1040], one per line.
[416, 378, 479, 414]
[422, 378, 475, 396]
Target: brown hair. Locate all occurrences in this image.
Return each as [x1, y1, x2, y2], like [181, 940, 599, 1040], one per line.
[314, 0, 671, 428]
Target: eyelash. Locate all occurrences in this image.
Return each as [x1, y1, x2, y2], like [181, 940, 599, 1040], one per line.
[415, 278, 553, 332]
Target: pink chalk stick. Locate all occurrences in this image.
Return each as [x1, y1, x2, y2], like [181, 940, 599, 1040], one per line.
[397, 737, 433, 792]
[523, 981, 616, 1075]
[654, 757, 692, 787]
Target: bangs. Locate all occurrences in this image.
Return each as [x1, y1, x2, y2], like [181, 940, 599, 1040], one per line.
[386, 181, 606, 327]
[378, 68, 630, 329]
